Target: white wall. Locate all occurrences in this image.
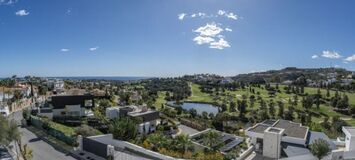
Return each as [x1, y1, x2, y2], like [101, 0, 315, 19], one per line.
[263, 131, 282, 159]
[331, 149, 355, 160]
[89, 134, 176, 160]
[53, 104, 84, 117]
[245, 130, 264, 141]
[280, 154, 316, 160]
[137, 120, 160, 134]
[345, 134, 355, 151]
[106, 108, 120, 119]
[282, 136, 306, 146]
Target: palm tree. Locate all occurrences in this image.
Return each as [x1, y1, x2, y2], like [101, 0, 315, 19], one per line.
[174, 134, 192, 153]
[7, 120, 22, 160]
[110, 118, 138, 141]
[0, 116, 33, 160]
[147, 133, 169, 151]
[203, 131, 220, 150]
[309, 139, 331, 160]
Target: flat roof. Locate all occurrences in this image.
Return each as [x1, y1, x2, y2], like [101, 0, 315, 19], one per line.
[266, 127, 284, 134]
[274, 120, 308, 139]
[281, 142, 311, 158]
[89, 135, 153, 160]
[262, 119, 278, 126]
[248, 124, 270, 134]
[343, 127, 355, 136]
[247, 119, 309, 139]
[307, 131, 336, 150]
[191, 129, 244, 153]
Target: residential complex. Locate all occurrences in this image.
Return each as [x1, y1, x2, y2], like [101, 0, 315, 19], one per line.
[106, 105, 160, 134]
[246, 119, 355, 159]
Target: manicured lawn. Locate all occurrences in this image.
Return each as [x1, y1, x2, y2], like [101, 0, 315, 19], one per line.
[186, 83, 355, 125]
[155, 91, 167, 110]
[49, 121, 76, 136]
[187, 83, 213, 103]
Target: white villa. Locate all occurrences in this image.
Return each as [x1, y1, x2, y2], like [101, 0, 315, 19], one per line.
[245, 119, 355, 160]
[106, 105, 160, 135]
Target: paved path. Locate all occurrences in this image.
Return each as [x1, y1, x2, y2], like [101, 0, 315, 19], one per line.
[20, 127, 76, 160]
[178, 124, 199, 136]
[8, 110, 76, 160]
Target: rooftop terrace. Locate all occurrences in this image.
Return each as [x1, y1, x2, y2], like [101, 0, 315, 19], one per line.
[247, 119, 309, 139]
[343, 127, 355, 136]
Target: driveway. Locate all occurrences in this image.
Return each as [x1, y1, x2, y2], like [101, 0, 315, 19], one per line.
[178, 124, 199, 136]
[8, 110, 76, 160]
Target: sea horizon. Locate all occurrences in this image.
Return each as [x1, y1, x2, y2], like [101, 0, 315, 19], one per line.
[48, 76, 154, 81]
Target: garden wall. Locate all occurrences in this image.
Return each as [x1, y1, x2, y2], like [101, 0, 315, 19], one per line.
[30, 116, 75, 145]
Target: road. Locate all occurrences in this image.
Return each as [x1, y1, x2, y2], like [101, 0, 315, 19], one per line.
[8, 110, 76, 160]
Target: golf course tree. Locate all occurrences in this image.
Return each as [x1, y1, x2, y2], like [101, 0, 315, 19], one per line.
[315, 88, 322, 109]
[229, 101, 236, 112]
[302, 95, 314, 110]
[284, 104, 295, 121]
[309, 139, 331, 160]
[277, 101, 284, 118]
[249, 95, 256, 108]
[237, 95, 247, 119]
[268, 99, 275, 118]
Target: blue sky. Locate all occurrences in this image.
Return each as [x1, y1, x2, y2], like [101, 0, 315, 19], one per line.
[0, 0, 355, 77]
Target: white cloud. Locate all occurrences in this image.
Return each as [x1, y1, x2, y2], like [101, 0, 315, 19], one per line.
[226, 12, 238, 20]
[198, 12, 206, 17]
[311, 55, 318, 59]
[189, 12, 207, 18]
[61, 48, 69, 52]
[193, 36, 215, 45]
[209, 38, 230, 49]
[345, 55, 355, 62]
[178, 13, 186, 20]
[217, 35, 225, 38]
[321, 50, 342, 59]
[89, 47, 99, 51]
[15, 9, 29, 16]
[179, 10, 239, 21]
[194, 23, 223, 37]
[66, 9, 72, 15]
[225, 28, 232, 32]
[218, 10, 226, 16]
[0, 0, 17, 5]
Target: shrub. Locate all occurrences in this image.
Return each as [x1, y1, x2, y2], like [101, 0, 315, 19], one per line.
[75, 125, 102, 137]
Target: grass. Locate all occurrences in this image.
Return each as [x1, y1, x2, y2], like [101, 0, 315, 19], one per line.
[187, 83, 214, 103]
[48, 120, 76, 136]
[155, 91, 167, 110]
[186, 82, 355, 125]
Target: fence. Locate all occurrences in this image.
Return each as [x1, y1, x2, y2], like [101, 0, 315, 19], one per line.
[83, 137, 108, 158]
[30, 116, 76, 146]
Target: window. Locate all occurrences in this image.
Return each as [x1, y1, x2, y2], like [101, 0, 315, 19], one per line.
[67, 111, 80, 116]
[84, 100, 93, 107]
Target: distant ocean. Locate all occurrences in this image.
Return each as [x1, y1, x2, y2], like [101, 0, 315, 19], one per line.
[49, 76, 153, 81]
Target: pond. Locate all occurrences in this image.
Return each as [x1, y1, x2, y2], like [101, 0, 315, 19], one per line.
[167, 102, 219, 115]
